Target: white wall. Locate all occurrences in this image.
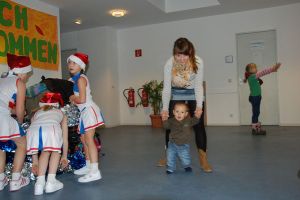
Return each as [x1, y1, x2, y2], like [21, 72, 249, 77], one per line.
[0, 0, 61, 86]
[60, 27, 120, 127]
[117, 3, 300, 126]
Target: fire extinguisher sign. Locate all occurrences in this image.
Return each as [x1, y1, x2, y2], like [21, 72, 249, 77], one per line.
[135, 49, 142, 57]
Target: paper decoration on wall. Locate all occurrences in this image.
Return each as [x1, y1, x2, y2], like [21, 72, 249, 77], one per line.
[0, 0, 59, 71]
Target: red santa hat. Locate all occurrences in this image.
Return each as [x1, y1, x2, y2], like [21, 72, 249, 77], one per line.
[67, 52, 89, 71]
[7, 53, 32, 74]
[39, 92, 64, 108]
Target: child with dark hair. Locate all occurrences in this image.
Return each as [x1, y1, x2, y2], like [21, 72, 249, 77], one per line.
[244, 62, 281, 135]
[67, 52, 104, 182]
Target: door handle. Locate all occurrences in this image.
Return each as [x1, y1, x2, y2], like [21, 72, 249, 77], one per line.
[239, 78, 244, 85]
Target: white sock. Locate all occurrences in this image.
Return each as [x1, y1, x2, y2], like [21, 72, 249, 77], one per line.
[12, 172, 21, 181]
[36, 175, 45, 185]
[0, 173, 5, 180]
[90, 163, 99, 173]
[86, 160, 90, 168]
[47, 174, 56, 183]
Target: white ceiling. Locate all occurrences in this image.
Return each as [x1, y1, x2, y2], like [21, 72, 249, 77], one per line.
[38, 0, 300, 33]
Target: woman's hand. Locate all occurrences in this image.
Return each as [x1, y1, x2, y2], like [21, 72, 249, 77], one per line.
[161, 110, 169, 121]
[194, 107, 203, 119]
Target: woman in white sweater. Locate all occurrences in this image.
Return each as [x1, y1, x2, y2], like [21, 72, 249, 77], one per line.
[160, 38, 212, 172]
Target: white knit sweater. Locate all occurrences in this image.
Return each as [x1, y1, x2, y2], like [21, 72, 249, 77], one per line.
[162, 56, 204, 111]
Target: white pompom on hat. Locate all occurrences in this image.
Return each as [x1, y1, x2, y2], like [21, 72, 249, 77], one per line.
[7, 53, 32, 74]
[67, 52, 89, 71]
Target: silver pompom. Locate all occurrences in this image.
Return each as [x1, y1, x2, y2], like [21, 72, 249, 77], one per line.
[4, 161, 35, 181]
[61, 104, 80, 127]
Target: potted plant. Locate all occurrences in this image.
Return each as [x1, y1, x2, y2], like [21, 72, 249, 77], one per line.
[137, 80, 163, 128]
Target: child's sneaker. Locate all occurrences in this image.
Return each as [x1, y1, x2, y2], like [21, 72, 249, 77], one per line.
[78, 170, 102, 183]
[184, 167, 193, 172]
[252, 129, 266, 135]
[45, 180, 63, 193]
[0, 176, 8, 191]
[166, 170, 173, 174]
[252, 122, 267, 135]
[9, 176, 30, 191]
[34, 182, 45, 195]
[74, 166, 90, 175]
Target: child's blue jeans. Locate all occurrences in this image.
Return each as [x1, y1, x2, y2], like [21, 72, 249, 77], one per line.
[167, 142, 191, 172]
[249, 95, 262, 124]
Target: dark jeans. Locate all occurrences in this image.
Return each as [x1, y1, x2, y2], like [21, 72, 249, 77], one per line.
[165, 100, 207, 151]
[249, 95, 262, 124]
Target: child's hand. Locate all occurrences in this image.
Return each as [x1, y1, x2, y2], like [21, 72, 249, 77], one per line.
[69, 95, 76, 103]
[31, 154, 39, 176]
[32, 163, 38, 176]
[273, 63, 281, 72]
[60, 157, 69, 169]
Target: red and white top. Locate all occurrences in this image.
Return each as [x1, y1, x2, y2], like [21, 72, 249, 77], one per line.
[0, 76, 18, 114]
[69, 74, 94, 111]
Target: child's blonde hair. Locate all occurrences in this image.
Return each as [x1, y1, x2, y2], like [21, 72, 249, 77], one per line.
[41, 105, 57, 111]
[174, 102, 189, 112]
[245, 63, 257, 73]
[244, 63, 263, 85]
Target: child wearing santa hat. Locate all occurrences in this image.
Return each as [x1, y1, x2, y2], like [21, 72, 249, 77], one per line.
[26, 92, 68, 195]
[0, 53, 32, 192]
[67, 52, 104, 183]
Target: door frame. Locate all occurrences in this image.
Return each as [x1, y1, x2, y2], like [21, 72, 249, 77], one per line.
[236, 29, 280, 125]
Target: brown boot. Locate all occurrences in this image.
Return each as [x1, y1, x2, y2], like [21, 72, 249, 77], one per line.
[156, 158, 167, 167]
[199, 149, 212, 173]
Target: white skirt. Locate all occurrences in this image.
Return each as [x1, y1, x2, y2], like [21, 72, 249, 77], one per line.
[0, 113, 23, 141]
[26, 124, 63, 155]
[78, 103, 104, 134]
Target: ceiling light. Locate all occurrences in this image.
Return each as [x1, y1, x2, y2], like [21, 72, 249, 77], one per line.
[110, 9, 127, 17]
[74, 19, 82, 25]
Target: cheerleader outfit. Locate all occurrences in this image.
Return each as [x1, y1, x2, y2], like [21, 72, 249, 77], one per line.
[27, 108, 64, 154]
[69, 73, 104, 134]
[0, 75, 24, 141]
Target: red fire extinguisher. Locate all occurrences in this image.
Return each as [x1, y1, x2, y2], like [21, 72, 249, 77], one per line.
[138, 88, 149, 107]
[123, 88, 135, 107]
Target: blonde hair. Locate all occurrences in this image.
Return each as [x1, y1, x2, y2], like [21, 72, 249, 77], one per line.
[245, 63, 257, 73]
[174, 102, 189, 112]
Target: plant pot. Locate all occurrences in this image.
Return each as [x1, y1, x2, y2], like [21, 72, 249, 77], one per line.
[150, 114, 163, 128]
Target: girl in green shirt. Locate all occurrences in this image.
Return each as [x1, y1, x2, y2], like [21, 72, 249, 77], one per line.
[244, 62, 281, 135]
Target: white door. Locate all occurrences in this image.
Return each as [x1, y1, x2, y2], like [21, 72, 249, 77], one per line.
[61, 49, 76, 80]
[237, 30, 279, 125]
